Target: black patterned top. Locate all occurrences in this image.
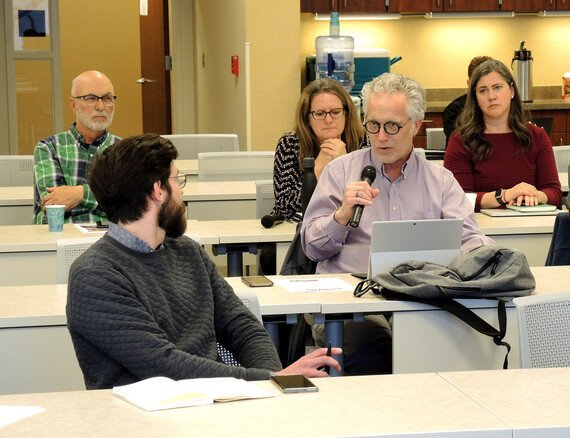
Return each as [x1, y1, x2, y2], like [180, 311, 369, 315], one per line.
[272, 132, 369, 220]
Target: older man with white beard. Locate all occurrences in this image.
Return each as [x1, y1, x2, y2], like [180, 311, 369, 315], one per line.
[33, 70, 121, 224]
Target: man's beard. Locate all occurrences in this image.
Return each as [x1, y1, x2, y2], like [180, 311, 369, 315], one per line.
[158, 194, 187, 238]
[75, 107, 113, 132]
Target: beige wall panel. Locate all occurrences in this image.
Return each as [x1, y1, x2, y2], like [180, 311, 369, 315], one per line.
[59, 0, 142, 138]
[301, 15, 570, 90]
[194, 0, 247, 148]
[245, 0, 300, 151]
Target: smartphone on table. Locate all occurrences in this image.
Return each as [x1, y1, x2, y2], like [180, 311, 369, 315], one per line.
[271, 375, 319, 393]
[241, 275, 273, 287]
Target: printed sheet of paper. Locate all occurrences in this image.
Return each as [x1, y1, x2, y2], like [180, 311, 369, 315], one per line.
[274, 278, 354, 293]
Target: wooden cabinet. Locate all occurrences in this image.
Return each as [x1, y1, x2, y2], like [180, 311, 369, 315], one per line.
[511, 0, 570, 11]
[513, 0, 547, 11]
[433, 0, 509, 11]
[388, 0, 432, 13]
[302, 0, 570, 13]
[414, 109, 570, 148]
[301, 0, 386, 13]
[415, 112, 444, 149]
[530, 110, 569, 146]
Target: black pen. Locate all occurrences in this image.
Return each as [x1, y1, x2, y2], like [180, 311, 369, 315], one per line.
[324, 342, 332, 374]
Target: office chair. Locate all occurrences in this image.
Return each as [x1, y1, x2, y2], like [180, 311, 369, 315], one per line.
[255, 180, 275, 219]
[553, 145, 570, 172]
[426, 127, 446, 151]
[217, 290, 263, 366]
[545, 212, 570, 266]
[0, 155, 34, 187]
[56, 237, 102, 284]
[513, 292, 570, 368]
[161, 134, 239, 160]
[198, 151, 274, 182]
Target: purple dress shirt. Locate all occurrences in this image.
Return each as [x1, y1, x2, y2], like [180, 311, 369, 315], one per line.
[300, 147, 495, 274]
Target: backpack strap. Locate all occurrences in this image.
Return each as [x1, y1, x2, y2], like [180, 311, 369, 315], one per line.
[381, 288, 511, 369]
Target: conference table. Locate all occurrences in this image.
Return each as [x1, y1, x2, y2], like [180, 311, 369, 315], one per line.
[0, 223, 218, 286]
[0, 180, 257, 226]
[228, 266, 570, 376]
[2, 266, 568, 394]
[0, 211, 561, 286]
[1, 368, 569, 437]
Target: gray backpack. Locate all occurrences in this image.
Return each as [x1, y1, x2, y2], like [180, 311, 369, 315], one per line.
[354, 246, 536, 368]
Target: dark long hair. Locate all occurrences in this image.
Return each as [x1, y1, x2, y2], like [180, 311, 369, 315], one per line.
[458, 59, 530, 161]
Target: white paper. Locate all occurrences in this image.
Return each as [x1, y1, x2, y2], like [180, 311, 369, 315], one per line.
[0, 405, 45, 428]
[74, 224, 107, 234]
[274, 278, 354, 293]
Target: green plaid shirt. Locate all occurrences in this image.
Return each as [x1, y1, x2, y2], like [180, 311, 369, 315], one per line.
[33, 123, 121, 224]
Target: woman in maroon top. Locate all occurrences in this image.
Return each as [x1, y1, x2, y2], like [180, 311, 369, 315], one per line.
[444, 59, 561, 212]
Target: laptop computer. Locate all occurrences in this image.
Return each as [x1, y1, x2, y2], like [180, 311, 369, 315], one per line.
[368, 218, 463, 278]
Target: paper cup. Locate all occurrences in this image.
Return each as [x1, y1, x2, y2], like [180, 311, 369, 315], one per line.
[46, 205, 65, 232]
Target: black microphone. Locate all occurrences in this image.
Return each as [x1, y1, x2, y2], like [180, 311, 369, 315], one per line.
[349, 166, 377, 228]
[261, 214, 284, 228]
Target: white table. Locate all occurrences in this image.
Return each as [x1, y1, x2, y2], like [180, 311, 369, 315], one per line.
[189, 219, 296, 276]
[0, 186, 32, 225]
[0, 180, 258, 226]
[0, 373, 512, 437]
[441, 367, 570, 437]
[0, 223, 219, 286]
[233, 267, 570, 375]
[2, 267, 569, 394]
[476, 212, 555, 266]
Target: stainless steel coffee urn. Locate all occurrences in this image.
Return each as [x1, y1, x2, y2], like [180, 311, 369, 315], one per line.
[512, 41, 533, 102]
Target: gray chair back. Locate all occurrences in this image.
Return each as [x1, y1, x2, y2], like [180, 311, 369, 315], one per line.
[198, 151, 274, 182]
[513, 292, 570, 368]
[217, 291, 263, 366]
[162, 134, 239, 160]
[255, 180, 275, 219]
[426, 127, 446, 151]
[0, 155, 34, 187]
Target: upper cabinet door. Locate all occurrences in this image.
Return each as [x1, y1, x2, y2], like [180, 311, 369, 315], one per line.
[301, 0, 388, 13]
[388, 0, 433, 13]
[301, 0, 337, 13]
[441, 0, 504, 11]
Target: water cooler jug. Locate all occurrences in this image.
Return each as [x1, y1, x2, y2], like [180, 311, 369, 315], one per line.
[315, 12, 355, 92]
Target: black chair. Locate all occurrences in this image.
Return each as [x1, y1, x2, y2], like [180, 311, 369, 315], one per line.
[545, 212, 570, 266]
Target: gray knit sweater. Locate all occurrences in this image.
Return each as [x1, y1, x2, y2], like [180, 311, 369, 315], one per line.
[66, 234, 282, 389]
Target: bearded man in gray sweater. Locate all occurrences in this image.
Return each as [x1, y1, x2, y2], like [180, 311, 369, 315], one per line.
[66, 133, 340, 390]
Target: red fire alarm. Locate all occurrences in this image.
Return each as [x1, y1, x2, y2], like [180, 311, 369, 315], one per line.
[231, 55, 239, 76]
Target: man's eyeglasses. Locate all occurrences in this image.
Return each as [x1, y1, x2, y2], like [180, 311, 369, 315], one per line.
[72, 94, 117, 107]
[363, 119, 411, 136]
[169, 172, 188, 189]
[309, 108, 345, 120]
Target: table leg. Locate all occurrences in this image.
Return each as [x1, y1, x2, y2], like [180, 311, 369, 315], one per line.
[226, 252, 244, 277]
[324, 320, 344, 377]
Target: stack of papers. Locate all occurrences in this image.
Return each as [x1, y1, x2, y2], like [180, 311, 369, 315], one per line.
[112, 376, 275, 411]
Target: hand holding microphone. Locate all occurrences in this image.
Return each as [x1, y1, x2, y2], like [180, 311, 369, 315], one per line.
[349, 166, 377, 228]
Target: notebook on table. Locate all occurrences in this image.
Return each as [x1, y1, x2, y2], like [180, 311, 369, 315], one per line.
[481, 204, 560, 217]
[368, 218, 463, 278]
